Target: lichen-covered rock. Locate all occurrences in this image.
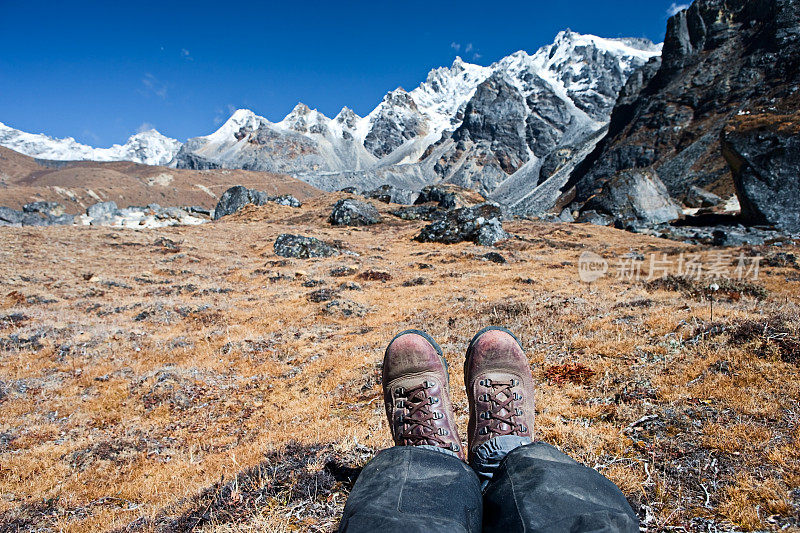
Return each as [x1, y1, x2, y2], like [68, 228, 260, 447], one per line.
[415, 203, 509, 246]
[214, 186, 301, 219]
[274, 234, 341, 259]
[329, 199, 382, 226]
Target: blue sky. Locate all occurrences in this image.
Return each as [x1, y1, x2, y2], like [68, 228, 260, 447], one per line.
[0, 1, 689, 146]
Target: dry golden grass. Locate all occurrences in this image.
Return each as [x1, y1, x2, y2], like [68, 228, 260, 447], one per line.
[0, 194, 798, 531]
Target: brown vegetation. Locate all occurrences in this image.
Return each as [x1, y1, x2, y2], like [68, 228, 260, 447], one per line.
[0, 194, 798, 531]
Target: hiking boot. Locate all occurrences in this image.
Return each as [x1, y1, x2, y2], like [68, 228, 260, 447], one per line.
[383, 330, 465, 460]
[464, 326, 535, 463]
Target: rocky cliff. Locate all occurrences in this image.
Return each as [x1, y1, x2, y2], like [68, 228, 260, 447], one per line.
[565, 0, 800, 227]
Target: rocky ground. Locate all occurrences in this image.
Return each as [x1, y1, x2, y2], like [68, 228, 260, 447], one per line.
[0, 194, 798, 532]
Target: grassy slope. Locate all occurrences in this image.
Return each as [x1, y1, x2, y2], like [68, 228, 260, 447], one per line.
[0, 194, 798, 532]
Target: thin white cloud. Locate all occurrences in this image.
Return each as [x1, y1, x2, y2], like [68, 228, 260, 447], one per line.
[213, 104, 238, 126]
[181, 48, 193, 61]
[141, 73, 168, 99]
[136, 122, 155, 133]
[666, 2, 690, 16]
[450, 42, 461, 51]
[465, 43, 473, 53]
[473, 52, 482, 60]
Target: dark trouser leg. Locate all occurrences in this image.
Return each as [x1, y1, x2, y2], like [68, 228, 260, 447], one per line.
[338, 446, 482, 533]
[482, 442, 639, 533]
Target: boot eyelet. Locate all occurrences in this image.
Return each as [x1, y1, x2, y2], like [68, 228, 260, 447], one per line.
[395, 400, 405, 408]
[515, 408, 523, 416]
[395, 387, 405, 396]
[513, 392, 522, 400]
[437, 428, 449, 436]
[434, 412, 443, 419]
[519, 425, 527, 432]
[451, 443, 460, 451]
[429, 397, 439, 404]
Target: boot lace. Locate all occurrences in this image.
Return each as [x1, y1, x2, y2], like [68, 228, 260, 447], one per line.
[395, 382, 448, 447]
[479, 378, 528, 436]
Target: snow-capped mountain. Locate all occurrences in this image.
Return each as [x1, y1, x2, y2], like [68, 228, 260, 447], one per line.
[173, 30, 660, 211]
[0, 123, 182, 166]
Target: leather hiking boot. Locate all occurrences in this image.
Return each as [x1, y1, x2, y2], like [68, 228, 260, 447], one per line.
[464, 326, 535, 462]
[383, 330, 465, 460]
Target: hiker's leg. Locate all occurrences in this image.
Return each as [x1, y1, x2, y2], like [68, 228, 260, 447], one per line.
[339, 330, 480, 532]
[338, 445, 482, 533]
[481, 441, 639, 533]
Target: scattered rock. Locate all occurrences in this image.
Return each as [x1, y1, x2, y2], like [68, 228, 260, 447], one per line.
[274, 234, 341, 259]
[338, 282, 362, 291]
[214, 186, 301, 219]
[87, 201, 118, 218]
[357, 270, 392, 282]
[482, 252, 507, 264]
[329, 199, 382, 226]
[308, 288, 338, 302]
[685, 186, 723, 208]
[402, 277, 431, 287]
[414, 184, 485, 210]
[330, 266, 358, 277]
[363, 184, 418, 205]
[390, 205, 443, 221]
[414, 203, 509, 246]
[324, 299, 369, 317]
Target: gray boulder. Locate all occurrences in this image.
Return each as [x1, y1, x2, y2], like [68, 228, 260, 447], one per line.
[415, 203, 509, 246]
[87, 201, 118, 218]
[581, 169, 682, 226]
[0, 206, 73, 227]
[364, 184, 418, 205]
[274, 234, 341, 259]
[23, 202, 65, 216]
[0, 207, 23, 225]
[722, 116, 800, 232]
[329, 199, 382, 226]
[214, 186, 301, 219]
[685, 186, 723, 208]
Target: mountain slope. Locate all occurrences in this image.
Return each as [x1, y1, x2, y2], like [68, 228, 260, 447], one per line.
[174, 31, 661, 208]
[0, 123, 182, 166]
[0, 145, 320, 213]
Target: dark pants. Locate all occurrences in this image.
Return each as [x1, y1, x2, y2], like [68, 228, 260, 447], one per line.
[339, 442, 639, 533]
